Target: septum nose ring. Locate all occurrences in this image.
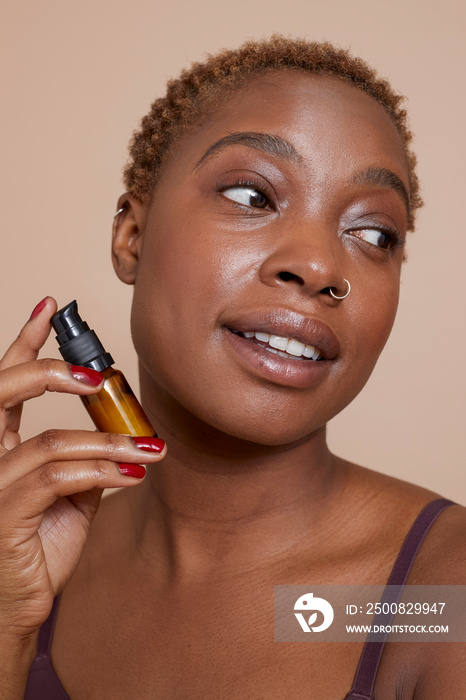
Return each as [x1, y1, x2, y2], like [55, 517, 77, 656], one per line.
[329, 279, 351, 300]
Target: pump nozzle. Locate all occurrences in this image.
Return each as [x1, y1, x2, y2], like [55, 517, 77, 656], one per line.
[51, 300, 114, 372]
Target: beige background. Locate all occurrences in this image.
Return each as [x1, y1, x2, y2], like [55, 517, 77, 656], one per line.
[1, 0, 464, 503]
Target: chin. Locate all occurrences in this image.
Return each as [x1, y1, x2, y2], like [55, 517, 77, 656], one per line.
[185, 395, 335, 448]
[136, 339, 373, 449]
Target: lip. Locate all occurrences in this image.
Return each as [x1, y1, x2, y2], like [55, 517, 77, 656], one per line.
[224, 309, 340, 360]
[222, 309, 340, 389]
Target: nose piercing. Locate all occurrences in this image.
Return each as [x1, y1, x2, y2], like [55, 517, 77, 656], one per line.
[114, 207, 126, 219]
[329, 279, 351, 300]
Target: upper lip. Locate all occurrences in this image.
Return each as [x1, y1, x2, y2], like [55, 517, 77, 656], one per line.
[224, 309, 340, 360]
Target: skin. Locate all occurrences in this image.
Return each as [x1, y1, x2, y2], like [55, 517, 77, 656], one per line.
[1, 71, 465, 698]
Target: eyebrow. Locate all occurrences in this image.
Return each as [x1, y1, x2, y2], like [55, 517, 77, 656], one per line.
[352, 167, 410, 215]
[194, 131, 303, 169]
[195, 133, 410, 215]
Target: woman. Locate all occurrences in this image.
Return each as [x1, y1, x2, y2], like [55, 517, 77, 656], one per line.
[1, 37, 464, 699]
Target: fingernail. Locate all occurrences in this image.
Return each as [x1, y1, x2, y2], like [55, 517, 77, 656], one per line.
[29, 297, 48, 320]
[132, 437, 165, 453]
[70, 365, 104, 387]
[119, 463, 146, 479]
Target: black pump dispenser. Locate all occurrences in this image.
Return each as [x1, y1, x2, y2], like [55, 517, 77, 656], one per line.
[51, 300, 114, 372]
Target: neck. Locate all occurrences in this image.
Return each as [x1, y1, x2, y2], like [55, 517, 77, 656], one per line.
[125, 371, 344, 582]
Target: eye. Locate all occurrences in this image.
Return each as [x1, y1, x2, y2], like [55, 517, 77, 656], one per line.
[222, 186, 269, 209]
[352, 228, 394, 249]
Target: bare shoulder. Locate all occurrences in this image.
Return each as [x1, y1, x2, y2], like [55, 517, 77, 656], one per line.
[344, 464, 466, 697]
[411, 505, 466, 699]
[335, 459, 465, 579]
[356, 464, 466, 584]
[409, 499, 466, 584]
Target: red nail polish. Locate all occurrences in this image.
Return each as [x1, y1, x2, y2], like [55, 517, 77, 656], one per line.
[132, 437, 165, 452]
[119, 463, 146, 479]
[29, 297, 48, 320]
[70, 365, 104, 387]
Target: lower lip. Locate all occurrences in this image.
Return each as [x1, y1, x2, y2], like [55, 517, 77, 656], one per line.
[224, 330, 331, 389]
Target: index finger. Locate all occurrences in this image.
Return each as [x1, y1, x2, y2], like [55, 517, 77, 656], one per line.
[0, 297, 58, 371]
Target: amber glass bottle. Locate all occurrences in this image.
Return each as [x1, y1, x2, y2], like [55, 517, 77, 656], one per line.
[51, 301, 156, 438]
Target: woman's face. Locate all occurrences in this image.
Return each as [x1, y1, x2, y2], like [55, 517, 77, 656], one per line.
[126, 70, 409, 445]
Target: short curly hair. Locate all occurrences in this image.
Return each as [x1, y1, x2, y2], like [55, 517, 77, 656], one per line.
[123, 35, 422, 230]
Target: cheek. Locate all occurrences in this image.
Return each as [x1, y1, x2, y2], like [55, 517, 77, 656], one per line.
[371, 279, 400, 341]
[129, 220, 241, 389]
[135, 212, 260, 322]
[349, 274, 400, 369]
[324, 281, 400, 423]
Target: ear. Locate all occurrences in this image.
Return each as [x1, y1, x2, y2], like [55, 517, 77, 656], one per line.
[111, 194, 148, 285]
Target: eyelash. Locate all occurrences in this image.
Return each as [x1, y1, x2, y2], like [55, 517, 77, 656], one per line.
[218, 180, 404, 250]
[218, 178, 273, 209]
[350, 225, 404, 251]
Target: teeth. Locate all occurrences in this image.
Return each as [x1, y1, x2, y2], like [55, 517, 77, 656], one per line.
[246, 331, 321, 360]
[286, 339, 305, 356]
[269, 335, 288, 351]
[303, 345, 321, 361]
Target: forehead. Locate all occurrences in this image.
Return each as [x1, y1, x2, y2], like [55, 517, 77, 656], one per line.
[166, 70, 408, 188]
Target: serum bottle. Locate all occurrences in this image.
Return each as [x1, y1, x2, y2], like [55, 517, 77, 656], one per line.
[51, 300, 156, 437]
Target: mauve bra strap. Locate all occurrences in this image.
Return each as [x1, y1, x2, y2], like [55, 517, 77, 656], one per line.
[36, 593, 62, 659]
[24, 593, 70, 700]
[344, 497, 457, 700]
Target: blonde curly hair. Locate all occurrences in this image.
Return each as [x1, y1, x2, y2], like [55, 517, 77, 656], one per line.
[123, 35, 422, 230]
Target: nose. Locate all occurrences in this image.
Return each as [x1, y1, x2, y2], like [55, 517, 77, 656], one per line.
[258, 222, 346, 300]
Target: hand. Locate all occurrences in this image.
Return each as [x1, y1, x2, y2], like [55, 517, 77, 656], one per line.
[0, 297, 166, 640]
